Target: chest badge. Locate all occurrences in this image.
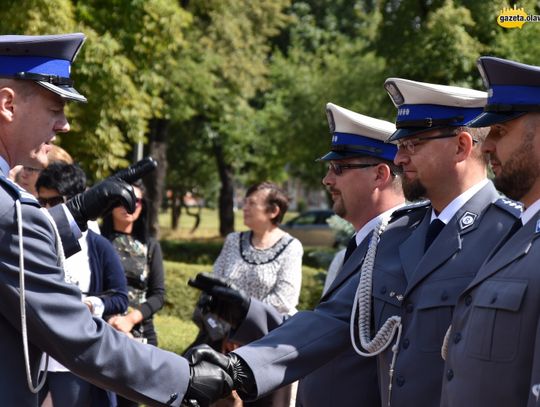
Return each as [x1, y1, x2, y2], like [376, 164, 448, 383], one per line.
[459, 211, 477, 231]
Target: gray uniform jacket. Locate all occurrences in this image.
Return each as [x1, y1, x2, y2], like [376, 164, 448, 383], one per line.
[232, 235, 381, 407]
[441, 209, 540, 407]
[233, 207, 425, 401]
[0, 176, 189, 406]
[371, 182, 521, 407]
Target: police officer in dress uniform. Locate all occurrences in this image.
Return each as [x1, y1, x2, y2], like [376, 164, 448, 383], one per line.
[440, 57, 540, 407]
[187, 103, 415, 406]
[363, 78, 522, 407]
[187, 80, 521, 407]
[0, 33, 231, 407]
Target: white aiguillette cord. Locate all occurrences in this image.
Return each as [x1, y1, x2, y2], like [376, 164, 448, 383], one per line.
[17, 200, 66, 393]
[350, 215, 402, 406]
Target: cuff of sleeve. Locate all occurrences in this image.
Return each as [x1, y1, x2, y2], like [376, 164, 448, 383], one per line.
[85, 296, 105, 318]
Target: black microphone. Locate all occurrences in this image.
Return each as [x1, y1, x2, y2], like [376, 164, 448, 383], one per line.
[114, 157, 157, 184]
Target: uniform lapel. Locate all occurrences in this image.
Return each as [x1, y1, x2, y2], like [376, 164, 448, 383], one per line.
[399, 211, 431, 284]
[468, 213, 540, 289]
[321, 234, 370, 301]
[404, 182, 499, 296]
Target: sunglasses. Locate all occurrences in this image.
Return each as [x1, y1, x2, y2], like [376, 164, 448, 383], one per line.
[38, 195, 65, 207]
[328, 162, 379, 176]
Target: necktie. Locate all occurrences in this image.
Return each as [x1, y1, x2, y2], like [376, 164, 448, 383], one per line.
[343, 235, 357, 263]
[425, 219, 445, 252]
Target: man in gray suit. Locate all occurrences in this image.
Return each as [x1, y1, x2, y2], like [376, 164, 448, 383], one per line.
[0, 33, 230, 407]
[191, 102, 405, 407]
[188, 80, 521, 407]
[441, 57, 540, 407]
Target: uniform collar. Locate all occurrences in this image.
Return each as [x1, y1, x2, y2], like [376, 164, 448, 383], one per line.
[430, 178, 490, 224]
[355, 203, 405, 245]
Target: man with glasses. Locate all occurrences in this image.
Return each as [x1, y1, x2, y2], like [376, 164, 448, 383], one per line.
[188, 102, 409, 407]
[188, 81, 522, 407]
[360, 78, 522, 406]
[440, 57, 540, 407]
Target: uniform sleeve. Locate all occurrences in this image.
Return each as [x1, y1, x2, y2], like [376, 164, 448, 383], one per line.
[93, 233, 129, 315]
[0, 202, 189, 406]
[137, 239, 166, 320]
[528, 315, 540, 406]
[260, 238, 303, 314]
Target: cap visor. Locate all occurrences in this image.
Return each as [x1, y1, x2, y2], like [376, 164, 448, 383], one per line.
[467, 111, 525, 128]
[316, 150, 374, 161]
[386, 127, 437, 142]
[37, 81, 87, 103]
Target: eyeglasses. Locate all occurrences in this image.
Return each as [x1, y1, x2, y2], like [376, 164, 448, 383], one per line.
[327, 162, 378, 176]
[397, 132, 458, 155]
[38, 195, 65, 207]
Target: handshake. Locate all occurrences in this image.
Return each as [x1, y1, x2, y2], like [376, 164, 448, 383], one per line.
[183, 273, 255, 406]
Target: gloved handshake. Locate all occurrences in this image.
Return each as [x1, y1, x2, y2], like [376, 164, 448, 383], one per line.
[183, 344, 256, 407]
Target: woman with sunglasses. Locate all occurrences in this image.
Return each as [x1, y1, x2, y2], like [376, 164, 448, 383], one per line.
[35, 162, 129, 407]
[101, 180, 166, 407]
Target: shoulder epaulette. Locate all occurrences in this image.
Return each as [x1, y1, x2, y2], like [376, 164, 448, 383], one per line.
[0, 175, 40, 206]
[493, 197, 523, 218]
[391, 200, 431, 220]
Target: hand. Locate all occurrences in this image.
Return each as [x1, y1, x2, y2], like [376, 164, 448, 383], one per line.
[108, 315, 135, 334]
[185, 345, 255, 396]
[65, 177, 135, 231]
[184, 346, 234, 407]
[188, 273, 251, 328]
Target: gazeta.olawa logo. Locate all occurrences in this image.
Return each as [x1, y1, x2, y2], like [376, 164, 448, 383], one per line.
[498, 4, 540, 29]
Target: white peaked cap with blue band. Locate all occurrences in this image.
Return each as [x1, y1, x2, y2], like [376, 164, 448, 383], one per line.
[0, 33, 86, 103]
[318, 103, 397, 161]
[468, 56, 540, 127]
[384, 78, 487, 141]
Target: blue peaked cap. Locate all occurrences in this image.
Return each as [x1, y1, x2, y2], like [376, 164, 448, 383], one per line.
[318, 103, 397, 162]
[384, 78, 486, 141]
[468, 57, 540, 127]
[0, 33, 86, 102]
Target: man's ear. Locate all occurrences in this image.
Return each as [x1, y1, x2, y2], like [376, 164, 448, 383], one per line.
[374, 163, 392, 186]
[455, 131, 474, 162]
[0, 87, 16, 122]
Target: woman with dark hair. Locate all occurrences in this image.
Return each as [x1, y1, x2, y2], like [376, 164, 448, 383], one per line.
[101, 181, 166, 407]
[212, 181, 303, 407]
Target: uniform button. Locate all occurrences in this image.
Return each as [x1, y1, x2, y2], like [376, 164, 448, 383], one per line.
[380, 286, 387, 295]
[446, 369, 454, 381]
[465, 295, 472, 306]
[396, 374, 405, 387]
[453, 333, 462, 344]
[406, 303, 414, 313]
[167, 392, 179, 404]
[441, 291, 449, 301]
[402, 338, 410, 349]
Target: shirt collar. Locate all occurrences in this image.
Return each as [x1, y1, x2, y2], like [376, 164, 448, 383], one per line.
[521, 198, 540, 225]
[355, 203, 405, 245]
[430, 178, 490, 224]
[0, 156, 10, 176]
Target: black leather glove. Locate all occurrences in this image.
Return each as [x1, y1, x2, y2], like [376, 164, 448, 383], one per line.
[65, 177, 135, 231]
[188, 273, 251, 328]
[185, 345, 256, 398]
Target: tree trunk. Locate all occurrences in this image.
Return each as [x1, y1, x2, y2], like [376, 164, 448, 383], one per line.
[144, 118, 169, 239]
[212, 139, 235, 237]
[171, 190, 182, 230]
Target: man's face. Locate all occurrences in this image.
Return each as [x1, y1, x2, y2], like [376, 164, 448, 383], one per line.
[482, 115, 540, 202]
[9, 84, 69, 168]
[394, 129, 457, 201]
[322, 157, 378, 223]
